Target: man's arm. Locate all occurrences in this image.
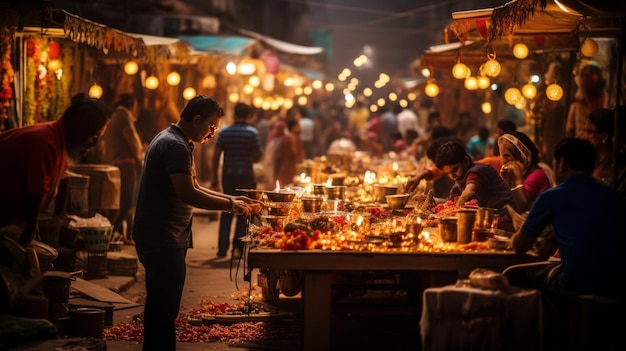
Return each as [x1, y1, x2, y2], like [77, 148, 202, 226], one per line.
[171, 173, 251, 215]
[455, 183, 478, 207]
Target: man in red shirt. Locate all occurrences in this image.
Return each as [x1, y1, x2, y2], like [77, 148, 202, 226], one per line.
[0, 94, 110, 247]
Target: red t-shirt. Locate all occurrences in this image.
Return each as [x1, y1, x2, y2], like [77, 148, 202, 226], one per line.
[0, 120, 67, 226]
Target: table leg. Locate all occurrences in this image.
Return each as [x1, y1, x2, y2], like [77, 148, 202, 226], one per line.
[302, 271, 332, 351]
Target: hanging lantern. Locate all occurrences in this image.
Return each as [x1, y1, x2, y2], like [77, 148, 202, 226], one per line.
[325, 82, 335, 92]
[483, 59, 501, 77]
[504, 87, 522, 105]
[48, 41, 61, 59]
[464, 77, 478, 90]
[124, 61, 139, 75]
[546, 83, 564, 101]
[166, 72, 181, 86]
[477, 75, 490, 89]
[452, 61, 470, 79]
[145, 75, 159, 90]
[522, 83, 537, 99]
[483, 47, 501, 77]
[481, 101, 492, 114]
[243, 84, 254, 94]
[513, 43, 529, 59]
[424, 79, 440, 97]
[580, 38, 598, 57]
[88, 83, 103, 99]
[182, 87, 196, 100]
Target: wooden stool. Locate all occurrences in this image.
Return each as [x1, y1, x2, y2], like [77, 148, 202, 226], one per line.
[568, 294, 626, 351]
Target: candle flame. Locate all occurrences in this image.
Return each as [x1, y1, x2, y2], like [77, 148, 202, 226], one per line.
[393, 162, 398, 172]
[275, 180, 280, 191]
[326, 178, 332, 187]
[357, 216, 363, 226]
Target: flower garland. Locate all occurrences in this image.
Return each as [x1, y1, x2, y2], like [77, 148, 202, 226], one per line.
[0, 26, 15, 121]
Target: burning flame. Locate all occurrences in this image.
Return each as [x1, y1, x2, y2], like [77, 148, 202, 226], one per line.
[392, 162, 398, 172]
[275, 180, 280, 191]
[357, 216, 363, 226]
[326, 178, 332, 187]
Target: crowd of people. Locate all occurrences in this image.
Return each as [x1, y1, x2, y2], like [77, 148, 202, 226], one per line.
[1, 75, 626, 350]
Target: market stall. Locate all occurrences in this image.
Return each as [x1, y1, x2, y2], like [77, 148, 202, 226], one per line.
[235, 160, 543, 351]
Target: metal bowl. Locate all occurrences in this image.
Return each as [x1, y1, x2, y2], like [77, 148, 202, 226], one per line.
[373, 184, 399, 203]
[265, 191, 297, 202]
[301, 196, 323, 213]
[236, 189, 265, 201]
[324, 185, 346, 200]
[260, 215, 289, 232]
[386, 194, 410, 209]
[266, 202, 292, 216]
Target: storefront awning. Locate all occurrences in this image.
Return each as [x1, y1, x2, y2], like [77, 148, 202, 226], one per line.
[2, 3, 147, 58]
[237, 28, 324, 56]
[177, 35, 255, 56]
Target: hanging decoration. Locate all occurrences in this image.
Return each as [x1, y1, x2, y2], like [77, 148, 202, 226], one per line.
[424, 78, 440, 97]
[48, 41, 61, 59]
[488, 0, 545, 41]
[0, 26, 15, 121]
[521, 82, 537, 99]
[89, 83, 103, 99]
[63, 11, 146, 57]
[483, 46, 501, 77]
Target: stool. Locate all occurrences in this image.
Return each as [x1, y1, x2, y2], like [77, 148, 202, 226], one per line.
[568, 294, 626, 351]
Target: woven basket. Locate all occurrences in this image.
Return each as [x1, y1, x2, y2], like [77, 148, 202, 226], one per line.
[80, 226, 113, 252]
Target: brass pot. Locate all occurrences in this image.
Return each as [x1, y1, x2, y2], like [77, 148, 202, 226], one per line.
[373, 185, 399, 203]
[265, 191, 296, 202]
[301, 196, 323, 213]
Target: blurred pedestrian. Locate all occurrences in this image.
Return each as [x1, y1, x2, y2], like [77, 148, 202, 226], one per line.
[274, 119, 305, 186]
[100, 93, 144, 244]
[132, 96, 261, 351]
[0, 94, 110, 248]
[210, 102, 263, 258]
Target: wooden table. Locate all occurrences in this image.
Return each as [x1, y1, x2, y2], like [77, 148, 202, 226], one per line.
[248, 249, 543, 351]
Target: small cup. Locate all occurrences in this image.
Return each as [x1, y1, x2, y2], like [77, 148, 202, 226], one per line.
[439, 217, 458, 242]
[457, 209, 477, 244]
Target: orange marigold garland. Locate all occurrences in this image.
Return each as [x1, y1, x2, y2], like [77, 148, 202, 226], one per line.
[0, 26, 15, 121]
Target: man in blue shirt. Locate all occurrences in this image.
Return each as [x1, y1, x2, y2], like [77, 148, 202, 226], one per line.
[211, 102, 264, 258]
[504, 137, 626, 349]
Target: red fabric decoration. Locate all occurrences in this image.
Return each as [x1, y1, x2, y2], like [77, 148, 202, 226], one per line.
[476, 19, 489, 39]
[26, 39, 35, 57]
[48, 41, 60, 59]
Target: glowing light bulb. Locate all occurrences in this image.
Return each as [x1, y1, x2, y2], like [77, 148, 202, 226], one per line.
[513, 43, 529, 59]
[483, 59, 501, 77]
[145, 75, 159, 90]
[546, 83, 564, 101]
[580, 38, 598, 57]
[481, 101, 492, 114]
[88, 83, 103, 99]
[182, 87, 196, 100]
[522, 83, 537, 99]
[425, 80, 439, 97]
[124, 61, 138, 75]
[504, 87, 522, 105]
[166, 72, 181, 86]
[452, 62, 470, 79]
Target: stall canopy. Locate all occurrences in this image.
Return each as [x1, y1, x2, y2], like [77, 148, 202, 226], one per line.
[421, 0, 622, 77]
[2, 2, 147, 58]
[176, 35, 255, 56]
